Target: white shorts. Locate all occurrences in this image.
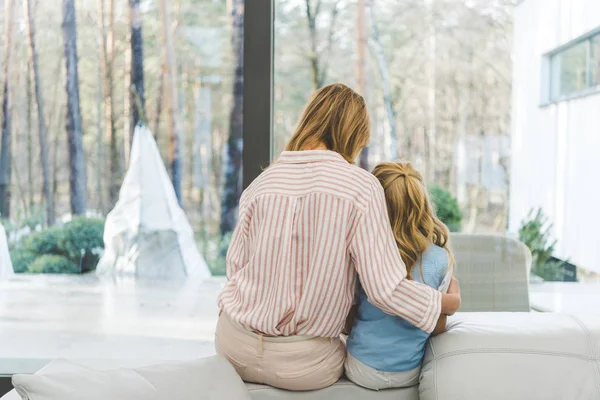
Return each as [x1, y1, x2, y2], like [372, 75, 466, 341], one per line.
[344, 353, 420, 391]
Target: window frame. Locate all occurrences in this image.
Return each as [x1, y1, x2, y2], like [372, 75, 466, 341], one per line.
[543, 27, 600, 105]
[242, 0, 274, 188]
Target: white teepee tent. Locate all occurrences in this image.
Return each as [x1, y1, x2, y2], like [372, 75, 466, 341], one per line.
[96, 124, 210, 280]
[0, 223, 14, 280]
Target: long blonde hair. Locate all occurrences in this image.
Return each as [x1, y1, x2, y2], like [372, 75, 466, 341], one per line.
[372, 161, 455, 281]
[285, 83, 370, 162]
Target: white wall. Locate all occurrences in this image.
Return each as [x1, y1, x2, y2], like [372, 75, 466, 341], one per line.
[511, 0, 600, 273]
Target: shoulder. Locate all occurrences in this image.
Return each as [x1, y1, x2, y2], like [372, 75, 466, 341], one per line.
[420, 245, 451, 287]
[341, 164, 385, 212]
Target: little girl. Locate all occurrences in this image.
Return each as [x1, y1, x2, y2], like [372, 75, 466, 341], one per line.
[345, 161, 455, 390]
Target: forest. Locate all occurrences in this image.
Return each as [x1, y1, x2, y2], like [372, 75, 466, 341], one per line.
[0, 0, 517, 273]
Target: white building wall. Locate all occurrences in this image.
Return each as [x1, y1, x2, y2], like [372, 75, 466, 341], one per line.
[511, 0, 600, 272]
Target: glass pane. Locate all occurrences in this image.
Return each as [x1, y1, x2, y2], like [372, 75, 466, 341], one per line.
[0, 0, 243, 277]
[274, 0, 511, 234]
[551, 41, 588, 99]
[0, 0, 244, 382]
[590, 34, 600, 87]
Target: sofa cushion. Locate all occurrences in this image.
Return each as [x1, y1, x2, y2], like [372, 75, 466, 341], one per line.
[419, 313, 600, 400]
[9, 356, 251, 400]
[246, 379, 418, 400]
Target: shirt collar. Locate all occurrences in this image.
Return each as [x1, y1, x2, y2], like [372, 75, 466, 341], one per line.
[276, 150, 347, 164]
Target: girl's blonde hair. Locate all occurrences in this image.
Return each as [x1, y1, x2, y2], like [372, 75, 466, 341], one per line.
[286, 83, 370, 162]
[372, 161, 455, 281]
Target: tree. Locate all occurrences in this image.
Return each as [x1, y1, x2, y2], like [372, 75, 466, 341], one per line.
[26, 59, 34, 211]
[98, 0, 119, 206]
[159, 0, 183, 205]
[126, 0, 145, 161]
[62, 0, 88, 215]
[25, 0, 56, 225]
[304, 0, 340, 90]
[368, 0, 397, 160]
[220, 0, 244, 235]
[356, 0, 369, 169]
[0, 0, 15, 219]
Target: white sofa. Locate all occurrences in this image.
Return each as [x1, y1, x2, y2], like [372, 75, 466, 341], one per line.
[4, 313, 599, 400]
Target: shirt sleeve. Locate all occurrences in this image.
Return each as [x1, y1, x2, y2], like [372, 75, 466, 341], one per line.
[349, 183, 442, 333]
[225, 193, 251, 279]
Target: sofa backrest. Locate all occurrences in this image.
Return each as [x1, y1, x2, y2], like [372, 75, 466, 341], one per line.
[420, 312, 600, 400]
[449, 234, 531, 311]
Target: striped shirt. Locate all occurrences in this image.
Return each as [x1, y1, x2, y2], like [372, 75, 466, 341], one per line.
[218, 150, 442, 336]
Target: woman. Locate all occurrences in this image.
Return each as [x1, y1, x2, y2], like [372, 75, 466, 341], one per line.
[215, 83, 460, 391]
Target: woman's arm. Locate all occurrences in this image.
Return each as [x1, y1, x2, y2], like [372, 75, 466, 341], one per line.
[350, 182, 460, 333]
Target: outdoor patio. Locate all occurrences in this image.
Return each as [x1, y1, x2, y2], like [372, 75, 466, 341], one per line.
[0, 274, 224, 376]
[1, 274, 599, 377]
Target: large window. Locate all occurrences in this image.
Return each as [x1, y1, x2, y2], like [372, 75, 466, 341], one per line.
[274, 0, 512, 234]
[549, 30, 600, 101]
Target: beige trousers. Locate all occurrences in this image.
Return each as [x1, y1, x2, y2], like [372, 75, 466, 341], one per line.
[344, 353, 420, 391]
[215, 313, 345, 391]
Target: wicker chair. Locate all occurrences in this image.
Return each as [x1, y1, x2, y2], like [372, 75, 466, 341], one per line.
[449, 234, 532, 312]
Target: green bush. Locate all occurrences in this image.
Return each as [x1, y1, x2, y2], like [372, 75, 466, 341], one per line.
[10, 217, 105, 274]
[23, 227, 64, 255]
[58, 217, 105, 272]
[428, 184, 462, 232]
[518, 208, 566, 281]
[9, 248, 38, 273]
[28, 254, 79, 274]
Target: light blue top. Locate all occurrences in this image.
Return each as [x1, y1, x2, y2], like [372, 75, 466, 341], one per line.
[347, 244, 449, 372]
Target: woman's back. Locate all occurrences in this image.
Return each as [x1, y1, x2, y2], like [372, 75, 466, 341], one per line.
[218, 149, 380, 337]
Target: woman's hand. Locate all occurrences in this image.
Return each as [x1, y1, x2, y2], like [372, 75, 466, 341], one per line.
[441, 278, 461, 316]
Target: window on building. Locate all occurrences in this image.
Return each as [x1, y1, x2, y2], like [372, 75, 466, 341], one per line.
[549, 30, 600, 101]
[590, 34, 600, 87]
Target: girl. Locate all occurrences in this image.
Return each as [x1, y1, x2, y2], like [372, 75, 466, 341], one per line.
[345, 161, 456, 391]
[215, 84, 461, 391]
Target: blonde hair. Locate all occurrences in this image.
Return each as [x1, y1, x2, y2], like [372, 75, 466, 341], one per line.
[372, 161, 455, 281]
[285, 83, 370, 162]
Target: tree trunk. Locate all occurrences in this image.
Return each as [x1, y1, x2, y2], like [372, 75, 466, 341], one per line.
[26, 59, 34, 211]
[123, 34, 131, 166]
[356, 0, 369, 169]
[62, 0, 88, 215]
[0, 0, 15, 219]
[159, 0, 183, 205]
[153, 64, 165, 140]
[219, 0, 244, 235]
[304, 0, 339, 90]
[96, 65, 105, 213]
[98, 0, 119, 206]
[186, 74, 196, 197]
[368, 0, 397, 160]
[305, 0, 321, 90]
[426, 0, 437, 181]
[126, 0, 145, 162]
[25, 0, 55, 226]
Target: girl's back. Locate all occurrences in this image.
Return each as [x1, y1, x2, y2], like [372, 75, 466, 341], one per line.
[347, 244, 450, 372]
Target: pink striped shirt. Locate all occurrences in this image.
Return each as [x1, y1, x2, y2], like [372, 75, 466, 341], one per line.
[218, 150, 442, 336]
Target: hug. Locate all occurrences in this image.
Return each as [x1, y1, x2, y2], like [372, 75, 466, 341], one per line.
[215, 83, 461, 391]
